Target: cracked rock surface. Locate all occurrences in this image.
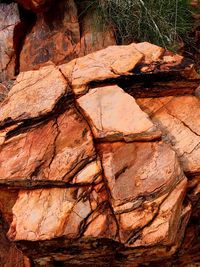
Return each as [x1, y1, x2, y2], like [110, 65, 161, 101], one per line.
[137, 95, 200, 175]
[0, 3, 20, 82]
[0, 41, 199, 267]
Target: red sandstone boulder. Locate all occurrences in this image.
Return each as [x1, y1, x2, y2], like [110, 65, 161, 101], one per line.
[0, 42, 199, 266]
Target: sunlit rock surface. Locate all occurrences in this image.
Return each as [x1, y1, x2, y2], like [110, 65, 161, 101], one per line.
[0, 41, 199, 266]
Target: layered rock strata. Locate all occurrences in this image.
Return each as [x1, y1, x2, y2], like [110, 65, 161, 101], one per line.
[0, 42, 199, 266]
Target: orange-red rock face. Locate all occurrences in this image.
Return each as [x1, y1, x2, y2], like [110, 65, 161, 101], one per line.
[0, 41, 199, 266]
[60, 44, 144, 95]
[137, 95, 200, 175]
[77, 85, 161, 141]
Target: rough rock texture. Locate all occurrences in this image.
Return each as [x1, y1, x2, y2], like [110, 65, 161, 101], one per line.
[0, 42, 199, 266]
[0, 3, 20, 82]
[7, 186, 107, 241]
[137, 95, 200, 175]
[98, 141, 183, 211]
[0, 106, 95, 186]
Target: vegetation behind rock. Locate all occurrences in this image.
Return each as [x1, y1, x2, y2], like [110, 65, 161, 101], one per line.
[79, 0, 193, 50]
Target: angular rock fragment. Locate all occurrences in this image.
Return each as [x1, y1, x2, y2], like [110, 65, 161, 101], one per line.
[131, 178, 189, 247]
[60, 44, 143, 95]
[83, 202, 118, 240]
[0, 65, 68, 127]
[7, 184, 110, 241]
[71, 159, 102, 184]
[77, 85, 161, 141]
[42, 109, 95, 183]
[137, 96, 200, 175]
[0, 3, 20, 82]
[7, 188, 75, 241]
[98, 141, 184, 212]
[117, 193, 167, 244]
[133, 43, 184, 73]
[0, 107, 95, 185]
[60, 41, 200, 97]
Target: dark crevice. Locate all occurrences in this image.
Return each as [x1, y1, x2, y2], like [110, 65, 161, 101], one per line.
[87, 58, 199, 98]
[0, 0, 13, 4]
[73, 91, 121, 241]
[74, 0, 86, 37]
[0, 179, 101, 190]
[89, 71, 199, 98]
[13, 5, 36, 76]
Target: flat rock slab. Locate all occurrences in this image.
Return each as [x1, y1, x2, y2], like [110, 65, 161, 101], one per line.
[137, 95, 200, 175]
[59, 41, 199, 98]
[0, 107, 95, 185]
[98, 141, 183, 212]
[60, 43, 144, 95]
[77, 85, 161, 142]
[0, 65, 68, 128]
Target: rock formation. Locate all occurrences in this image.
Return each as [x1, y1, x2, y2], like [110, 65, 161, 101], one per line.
[0, 38, 199, 266]
[0, 1, 200, 266]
